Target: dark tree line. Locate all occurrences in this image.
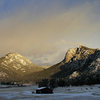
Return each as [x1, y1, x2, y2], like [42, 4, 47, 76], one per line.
[37, 72, 100, 88]
[37, 78, 68, 89]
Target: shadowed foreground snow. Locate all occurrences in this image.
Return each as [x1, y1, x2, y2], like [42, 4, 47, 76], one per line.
[0, 85, 100, 100]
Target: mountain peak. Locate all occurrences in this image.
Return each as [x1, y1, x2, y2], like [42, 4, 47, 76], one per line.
[6, 52, 23, 57]
[78, 45, 96, 51]
[0, 52, 44, 82]
[64, 46, 96, 63]
[79, 45, 88, 49]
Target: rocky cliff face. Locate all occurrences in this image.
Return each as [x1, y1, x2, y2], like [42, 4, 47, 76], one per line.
[64, 45, 96, 63]
[34, 46, 100, 85]
[0, 53, 43, 82]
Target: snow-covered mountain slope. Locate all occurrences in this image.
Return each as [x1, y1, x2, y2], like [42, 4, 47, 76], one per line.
[0, 53, 43, 82]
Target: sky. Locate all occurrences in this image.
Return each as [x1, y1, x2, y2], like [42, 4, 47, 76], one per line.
[0, 0, 100, 66]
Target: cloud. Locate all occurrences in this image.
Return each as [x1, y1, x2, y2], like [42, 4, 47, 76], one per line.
[0, 1, 100, 65]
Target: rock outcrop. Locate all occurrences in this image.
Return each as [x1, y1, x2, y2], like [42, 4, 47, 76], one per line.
[34, 46, 100, 86]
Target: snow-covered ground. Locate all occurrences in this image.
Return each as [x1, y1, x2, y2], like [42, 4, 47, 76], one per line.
[0, 85, 100, 100]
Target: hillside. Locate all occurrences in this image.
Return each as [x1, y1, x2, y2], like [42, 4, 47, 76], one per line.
[29, 46, 100, 85]
[1, 46, 100, 85]
[0, 53, 43, 82]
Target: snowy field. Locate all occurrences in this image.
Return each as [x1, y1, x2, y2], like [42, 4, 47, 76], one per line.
[0, 85, 100, 100]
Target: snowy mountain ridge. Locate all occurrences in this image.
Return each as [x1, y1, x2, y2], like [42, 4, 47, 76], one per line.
[0, 52, 44, 82]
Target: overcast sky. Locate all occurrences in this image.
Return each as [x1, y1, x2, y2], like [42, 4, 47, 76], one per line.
[0, 0, 100, 65]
